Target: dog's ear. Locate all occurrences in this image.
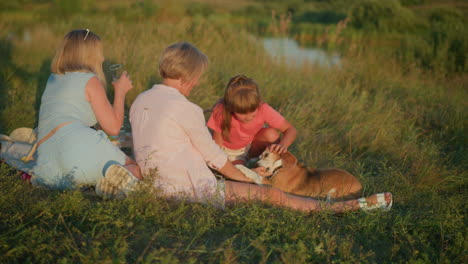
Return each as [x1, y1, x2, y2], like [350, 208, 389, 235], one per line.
[281, 151, 297, 169]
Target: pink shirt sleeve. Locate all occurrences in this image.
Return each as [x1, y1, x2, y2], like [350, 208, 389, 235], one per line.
[207, 103, 223, 133]
[261, 103, 286, 129]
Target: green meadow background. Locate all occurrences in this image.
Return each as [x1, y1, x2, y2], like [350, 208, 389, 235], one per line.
[0, 0, 466, 263]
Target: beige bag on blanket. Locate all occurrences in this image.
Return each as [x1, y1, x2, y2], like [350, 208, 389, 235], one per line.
[7, 127, 37, 143]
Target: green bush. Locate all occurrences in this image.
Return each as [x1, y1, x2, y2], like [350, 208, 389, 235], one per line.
[399, 0, 426, 6]
[428, 8, 467, 73]
[348, 0, 420, 33]
[110, 0, 159, 21]
[294, 10, 347, 24]
[345, 1, 467, 74]
[236, 5, 272, 18]
[186, 2, 214, 17]
[0, 0, 49, 11]
[52, 0, 93, 16]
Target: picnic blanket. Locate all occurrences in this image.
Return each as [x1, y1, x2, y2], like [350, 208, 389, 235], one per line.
[0, 127, 135, 176]
[0, 127, 37, 175]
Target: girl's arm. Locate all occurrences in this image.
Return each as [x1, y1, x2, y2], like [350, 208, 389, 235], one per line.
[269, 120, 297, 154]
[86, 73, 133, 136]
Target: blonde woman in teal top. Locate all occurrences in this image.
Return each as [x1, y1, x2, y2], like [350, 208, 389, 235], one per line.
[32, 29, 141, 198]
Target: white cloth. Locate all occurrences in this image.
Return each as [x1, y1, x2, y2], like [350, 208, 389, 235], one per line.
[130, 84, 227, 204]
[0, 140, 36, 174]
[0, 128, 37, 175]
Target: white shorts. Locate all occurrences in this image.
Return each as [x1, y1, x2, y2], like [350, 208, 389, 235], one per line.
[222, 145, 251, 163]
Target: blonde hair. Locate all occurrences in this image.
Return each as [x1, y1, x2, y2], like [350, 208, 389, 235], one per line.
[51, 29, 106, 86]
[221, 75, 261, 142]
[159, 42, 208, 83]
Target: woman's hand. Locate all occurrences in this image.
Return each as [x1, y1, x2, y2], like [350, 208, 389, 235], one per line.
[112, 71, 133, 95]
[252, 166, 272, 177]
[268, 143, 287, 154]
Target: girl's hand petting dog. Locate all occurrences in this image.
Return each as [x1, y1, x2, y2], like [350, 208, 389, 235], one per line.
[268, 143, 287, 154]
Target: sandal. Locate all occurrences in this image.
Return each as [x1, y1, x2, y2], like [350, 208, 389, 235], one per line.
[95, 164, 139, 199]
[95, 178, 126, 199]
[358, 192, 393, 211]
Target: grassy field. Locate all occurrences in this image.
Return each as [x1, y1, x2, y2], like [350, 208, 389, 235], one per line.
[0, 0, 466, 263]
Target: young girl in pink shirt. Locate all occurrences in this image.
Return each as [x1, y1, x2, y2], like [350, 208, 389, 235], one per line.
[208, 75, 297, 165]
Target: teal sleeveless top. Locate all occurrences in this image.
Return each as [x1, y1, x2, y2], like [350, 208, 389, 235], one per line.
[38, 72, 97, 139]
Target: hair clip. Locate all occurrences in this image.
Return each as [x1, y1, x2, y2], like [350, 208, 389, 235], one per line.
[84, 29, 90, 40]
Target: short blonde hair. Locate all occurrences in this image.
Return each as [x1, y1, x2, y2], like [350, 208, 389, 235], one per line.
[159, 42, 208, 83]
[51, 29, 106, 86]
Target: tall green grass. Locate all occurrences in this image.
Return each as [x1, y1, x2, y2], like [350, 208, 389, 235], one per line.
[0, 1, 466, 263]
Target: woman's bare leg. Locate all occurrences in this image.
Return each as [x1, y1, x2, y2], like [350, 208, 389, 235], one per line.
[124, 156, 143, 180]
[225, 181, 391, 213]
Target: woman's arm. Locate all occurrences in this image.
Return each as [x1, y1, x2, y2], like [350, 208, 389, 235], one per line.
[183, 106, 260, 184]
[85, 73, 133, 135]
[218, 161, 256, 183]
[212, 130, 224, 148]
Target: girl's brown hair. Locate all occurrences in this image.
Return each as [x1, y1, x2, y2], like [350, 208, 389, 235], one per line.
[51, 29, 106, 86]
[221, 75, 261, 142]
[159, 42, 208, 83]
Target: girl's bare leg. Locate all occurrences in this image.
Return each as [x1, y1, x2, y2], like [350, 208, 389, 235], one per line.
[249, 127, 280, 157]
[232, 159, 246, 165]
[124, 156, 143, 180]
[225, 180, 391, 213]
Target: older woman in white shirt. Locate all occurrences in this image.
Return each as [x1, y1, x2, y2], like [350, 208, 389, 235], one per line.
[130, 42, 392, 212]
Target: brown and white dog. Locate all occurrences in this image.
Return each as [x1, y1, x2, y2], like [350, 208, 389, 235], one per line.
[256, 150, 362, 200]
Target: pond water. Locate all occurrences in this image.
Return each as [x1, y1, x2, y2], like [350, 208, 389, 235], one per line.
[263, 37, 341, 67]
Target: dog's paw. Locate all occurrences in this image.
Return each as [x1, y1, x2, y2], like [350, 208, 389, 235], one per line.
[235, 164, 263, 185]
